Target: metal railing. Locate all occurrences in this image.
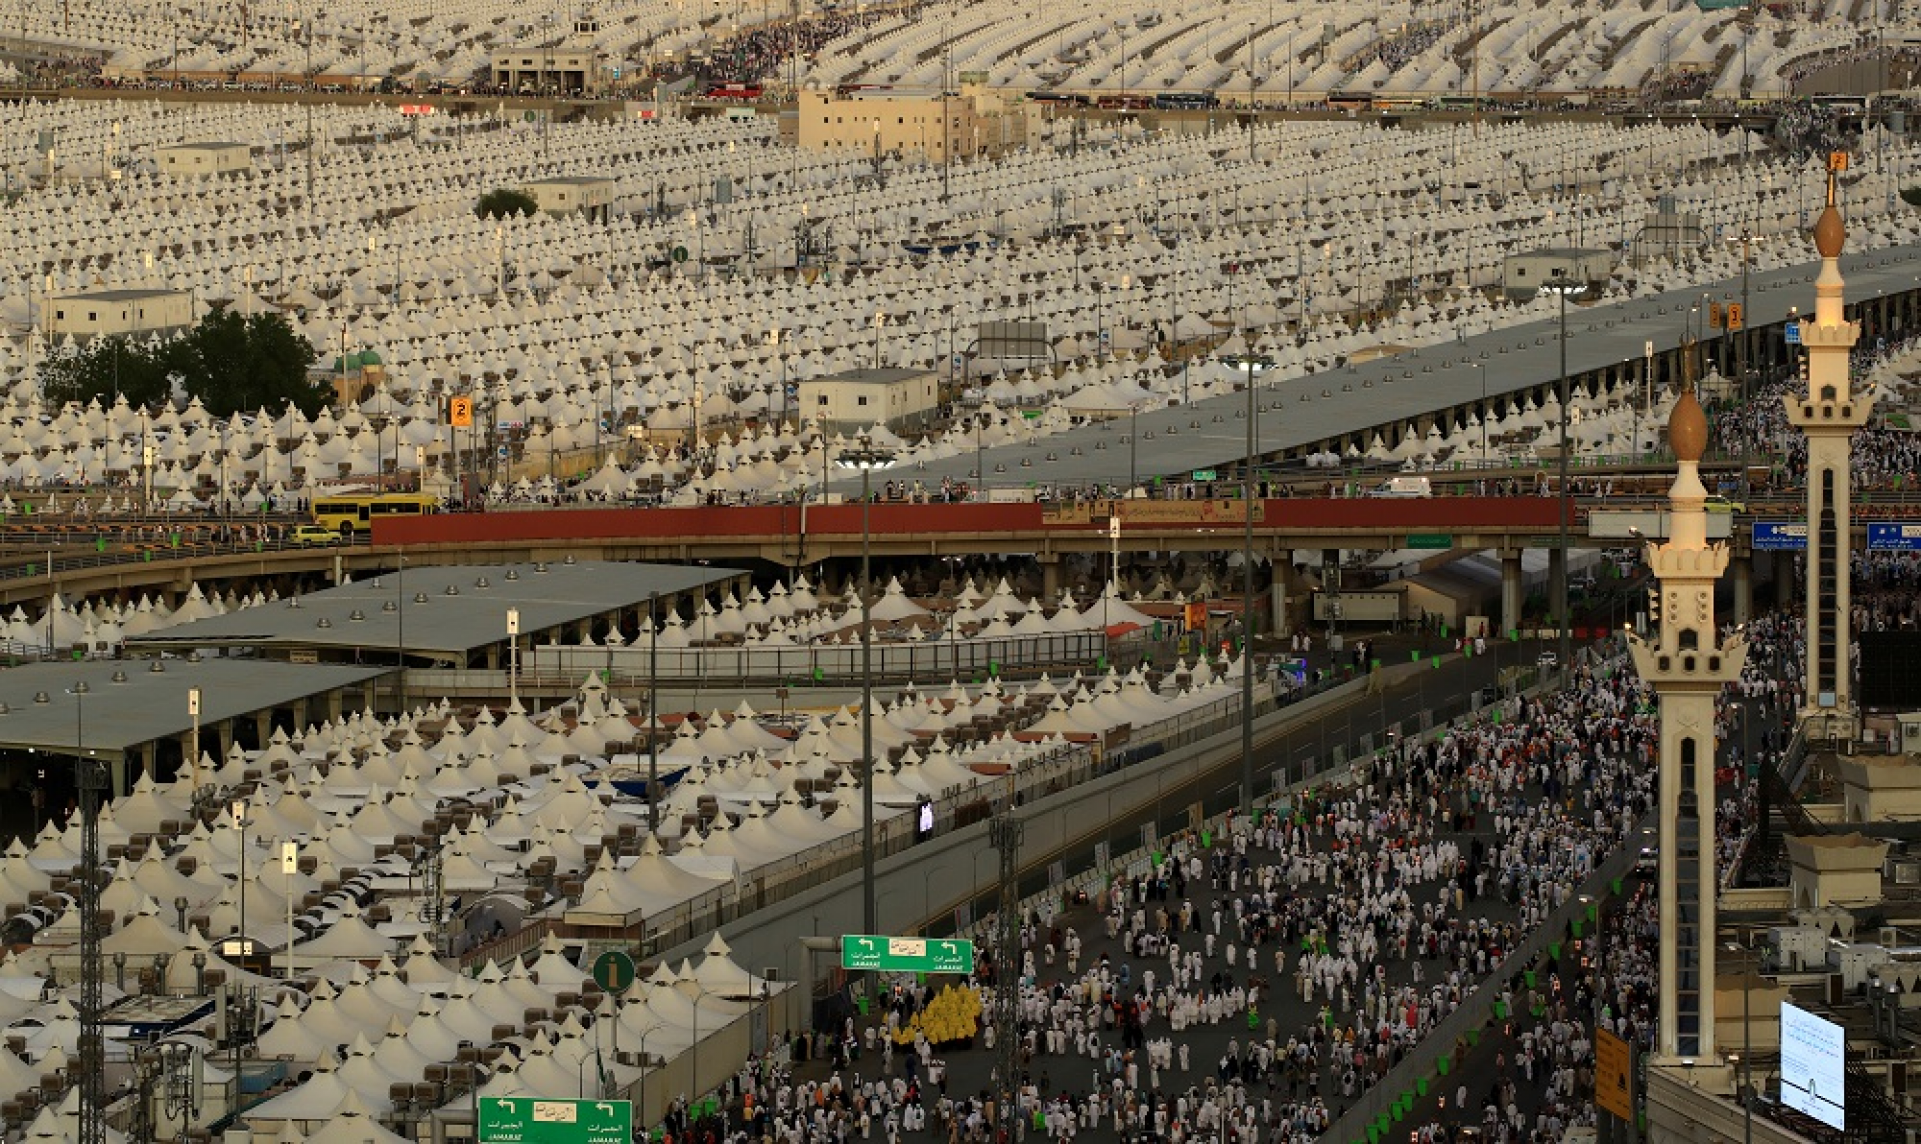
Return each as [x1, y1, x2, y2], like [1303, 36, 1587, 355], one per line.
[505, 631, 1109, 684]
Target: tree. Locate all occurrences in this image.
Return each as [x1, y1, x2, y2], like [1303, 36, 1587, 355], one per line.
[476, 187, 538, 219]
[39, 310, 326, 419]
[168, 309, 327, 419]
[37, 335, 175, 409]
[1902, 186, 1921, 208]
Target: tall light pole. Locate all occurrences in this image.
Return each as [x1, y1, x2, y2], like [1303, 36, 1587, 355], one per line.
[1473, 362, 1487, 463]
[1542, 274, 1585, 685]
[507, 607, 521, 706]
[229, 796, 248, 1078]
[1240, 331, 1257, 817]
[69, 681, 105, 1144]
[187, 686, 202, 808]
[642, 592, 659, 837]
[1725, 226, 1759, 496]
[837, 442, 896, 948]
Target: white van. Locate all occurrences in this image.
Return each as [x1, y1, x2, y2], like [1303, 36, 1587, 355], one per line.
[1369, 476, 1433, 498]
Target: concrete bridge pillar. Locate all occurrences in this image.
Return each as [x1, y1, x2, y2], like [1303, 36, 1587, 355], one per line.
[1500, 549, 1524, 637]
[254, 711, 272, 750]
[1270, 560, 1296, 636]
[1774, 551, 1796, 609]
[1546, 546, 1566, 632]
[133, 741, 154, 787]
[178, 732, 197, 784]
[1039, 554, 1063, 601]
[217, 720, 234, 761]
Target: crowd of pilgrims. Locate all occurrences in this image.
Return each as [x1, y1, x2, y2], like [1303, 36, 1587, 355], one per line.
[656, 649, 1684, 1144]
[1707, 333, 1921, 493]
[1405, 612, 1804, 1143]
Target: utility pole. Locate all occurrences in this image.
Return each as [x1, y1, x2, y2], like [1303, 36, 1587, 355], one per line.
[74, 683, 105, 1144]
[989, 797, 1024, 1138]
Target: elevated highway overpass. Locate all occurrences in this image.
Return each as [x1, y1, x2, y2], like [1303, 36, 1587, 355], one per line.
[849, 244, 1921, 496]
[0, 492, 1890, 626]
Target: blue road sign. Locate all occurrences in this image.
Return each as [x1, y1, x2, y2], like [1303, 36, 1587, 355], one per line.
[1869, 523, 1921, 551]
[1785, 323, 1801, 345]
[1751, 521, 1807, 550]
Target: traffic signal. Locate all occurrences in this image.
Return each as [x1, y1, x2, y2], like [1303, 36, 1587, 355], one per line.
[1727, 303, 1742, 330]
[1708, 302, 1723, 329]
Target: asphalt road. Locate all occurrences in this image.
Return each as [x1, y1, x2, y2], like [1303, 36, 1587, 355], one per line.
[767, 629, 1581, 1139]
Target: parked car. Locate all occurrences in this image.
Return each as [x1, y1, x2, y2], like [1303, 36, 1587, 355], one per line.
[291, 524, 341, 545]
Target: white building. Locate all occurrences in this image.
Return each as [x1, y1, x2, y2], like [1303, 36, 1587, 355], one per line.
[155, 142, 251, 177]
[522, 175, 615, 220]
[805, 367, 940, 433]
[48, 288, 193, 340]
[1500, 247, 1612, 300]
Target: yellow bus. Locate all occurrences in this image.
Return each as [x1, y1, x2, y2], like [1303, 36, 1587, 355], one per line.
[310, 492, 439, 537]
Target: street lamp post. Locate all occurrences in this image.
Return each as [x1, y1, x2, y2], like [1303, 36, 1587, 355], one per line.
[1474, 362, 1487, 464]
[836, 442, 897, 953]
[1240, 329, 1257, 817]
[229, 796, 248, 1078]
[647, 593, 660, 834]
[187, 686, 202, 807]
[507, 607, 521, 706]
[1542, 274, 1584, 686]
[70, 680, 106, 1144]
[1726, 226, 1759, 496]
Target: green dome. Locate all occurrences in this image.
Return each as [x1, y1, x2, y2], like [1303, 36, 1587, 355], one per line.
[358, 348, 382, 366]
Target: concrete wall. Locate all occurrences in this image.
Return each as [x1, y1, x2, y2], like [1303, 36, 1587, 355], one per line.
[653, 669, 1396, 982]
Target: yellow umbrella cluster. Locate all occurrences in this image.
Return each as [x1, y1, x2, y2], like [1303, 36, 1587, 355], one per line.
[891, 983, 982, 1046]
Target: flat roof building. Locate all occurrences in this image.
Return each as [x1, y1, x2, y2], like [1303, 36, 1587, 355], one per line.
[802, 367, 941, 434]
[155, 142, 251, 177]
[48, 287, 193, 341]
[1501, 247, 1613, 301]
[797, 87, 1024, 160]
[522, 175, 616, 220]
[0, 656, 390, 798]
[490, 37, 608, 95]
[123, 560, 744, 669]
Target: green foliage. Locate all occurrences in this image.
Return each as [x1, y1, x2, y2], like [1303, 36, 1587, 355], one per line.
[38, 309, 326, 419]
[38, 335, 173, 410]
[476, 187, 539, 219]
[1902, 185, 1921, 208]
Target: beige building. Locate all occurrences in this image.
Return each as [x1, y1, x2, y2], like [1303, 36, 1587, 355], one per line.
[522, 175, 615, 220]
[49, 288, 193, 340]
[156, 142, 251, 177]
[805, 367, 939, 433]
[1500, 247, 1613, 300]
[797, 85, 1024, 159]
[491, 41, 607, 94]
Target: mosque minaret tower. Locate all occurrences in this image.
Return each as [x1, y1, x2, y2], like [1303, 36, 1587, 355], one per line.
[1783, 158, 1873, 738]
[1629, 380, 1748, 1063]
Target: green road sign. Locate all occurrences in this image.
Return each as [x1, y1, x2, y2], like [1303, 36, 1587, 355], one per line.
[592, 950, 637, 993]
[479, 1097, 633, 1144]
[840, 934, 974, 974]
[1406, 533, 1453, 549]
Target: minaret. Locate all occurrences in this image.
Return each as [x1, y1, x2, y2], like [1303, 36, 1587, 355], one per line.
[1783, 159, 1873, 738]
[1628, 382, 1747, 1063]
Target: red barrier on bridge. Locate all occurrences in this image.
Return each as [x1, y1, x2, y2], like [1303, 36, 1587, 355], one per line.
[374, 501, 1047, 546]
[374, 497, 1569, 547]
